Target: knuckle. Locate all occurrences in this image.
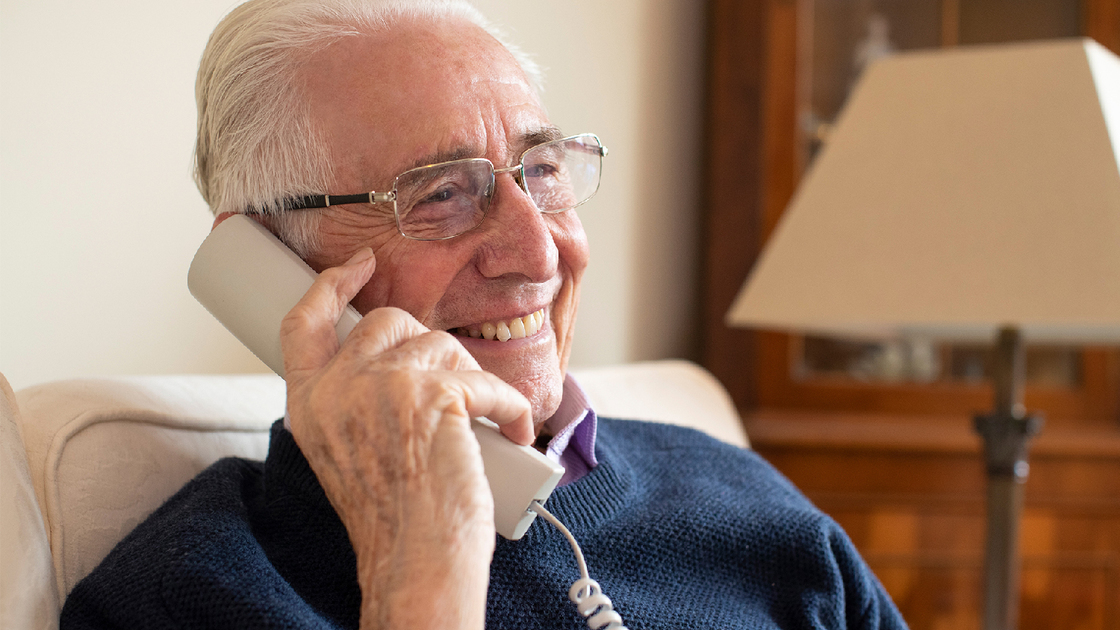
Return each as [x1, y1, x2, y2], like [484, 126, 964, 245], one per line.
[280, 301, 316, 335]
[420, 329, 457, 347]
[431, 377, 468, 410]
[381, 369, 423, 401]
[366, 306, 414, 326]
[315, 263, 350, 286]
[419, 330, 475, 364]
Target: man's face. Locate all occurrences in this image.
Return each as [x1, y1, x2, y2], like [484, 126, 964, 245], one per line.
[296, 18, 590, 426]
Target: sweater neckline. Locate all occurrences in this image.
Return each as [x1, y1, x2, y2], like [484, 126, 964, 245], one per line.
[527, 420, 637, 535]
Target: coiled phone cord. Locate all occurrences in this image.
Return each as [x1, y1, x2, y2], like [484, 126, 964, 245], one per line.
[529, 501, 629, 630]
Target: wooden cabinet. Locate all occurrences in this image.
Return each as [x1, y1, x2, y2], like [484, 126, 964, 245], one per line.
[745, 412, 1120, 629]
[702, 1, 1120, 627]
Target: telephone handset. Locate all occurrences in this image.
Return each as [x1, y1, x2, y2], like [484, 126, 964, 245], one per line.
[188, 214, 563, 540]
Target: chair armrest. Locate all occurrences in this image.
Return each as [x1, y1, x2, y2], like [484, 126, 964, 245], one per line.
[1, 372, 60, 630]
[570, 360, 748, 449]
[15, 374, 283, 598]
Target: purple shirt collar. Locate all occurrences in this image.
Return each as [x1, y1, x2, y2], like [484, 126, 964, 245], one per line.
[543, 373, 598, 486]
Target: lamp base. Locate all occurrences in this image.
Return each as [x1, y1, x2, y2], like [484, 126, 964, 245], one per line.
[973, 412, 1043, 630]
[973, 326, 1043, 630]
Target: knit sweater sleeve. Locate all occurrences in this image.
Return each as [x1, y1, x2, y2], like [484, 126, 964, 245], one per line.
[824, 513, 907, 629]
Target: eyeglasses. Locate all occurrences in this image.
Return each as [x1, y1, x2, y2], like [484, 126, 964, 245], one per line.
[273, 133, 607, 241]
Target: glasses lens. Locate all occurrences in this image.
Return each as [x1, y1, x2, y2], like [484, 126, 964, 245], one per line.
[522, 134, 603, 213]
[393, 159, 494, 240]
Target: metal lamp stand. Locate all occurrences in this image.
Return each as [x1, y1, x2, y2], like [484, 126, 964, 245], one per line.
[972, 326, 1044, 630]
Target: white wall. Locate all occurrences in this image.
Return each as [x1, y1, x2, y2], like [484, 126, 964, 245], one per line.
[0, 0, 706, 392]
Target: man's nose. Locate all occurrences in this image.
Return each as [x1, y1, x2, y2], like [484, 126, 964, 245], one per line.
[474, 173, 559, 282]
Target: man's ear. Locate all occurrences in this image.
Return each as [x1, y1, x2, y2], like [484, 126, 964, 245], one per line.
[211, 212, 236, 230]
[212, 212, 269, 231]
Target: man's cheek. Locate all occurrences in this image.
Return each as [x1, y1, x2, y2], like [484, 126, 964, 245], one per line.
[352, 279, 389, 315]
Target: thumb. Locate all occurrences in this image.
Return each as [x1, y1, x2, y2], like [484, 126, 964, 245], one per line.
[280, 248, 376, 381]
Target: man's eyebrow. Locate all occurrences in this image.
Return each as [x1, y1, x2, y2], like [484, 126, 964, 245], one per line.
[405, 147, 479, 172]
[517, 126, 565, 152]
[401, 127, 565, 172]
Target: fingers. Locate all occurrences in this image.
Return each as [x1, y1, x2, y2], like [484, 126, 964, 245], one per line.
[281, 248, 376, 380]
[337, 310, 478, 372]
[342, 326, 534, 445]
[443, 370, 534, 446]
[341, 307, 459, 364]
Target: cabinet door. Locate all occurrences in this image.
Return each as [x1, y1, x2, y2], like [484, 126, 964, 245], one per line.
[703, 0, 1120, 429]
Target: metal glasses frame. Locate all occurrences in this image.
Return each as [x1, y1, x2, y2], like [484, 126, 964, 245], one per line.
[259, 133, 607, 241]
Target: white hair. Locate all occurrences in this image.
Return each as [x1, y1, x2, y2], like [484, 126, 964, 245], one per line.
[194, 0, 543, 254]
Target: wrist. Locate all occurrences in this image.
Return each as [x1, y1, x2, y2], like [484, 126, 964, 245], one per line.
[356, 524, 494, 630]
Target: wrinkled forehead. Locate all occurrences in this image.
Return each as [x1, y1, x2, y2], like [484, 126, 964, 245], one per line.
[299, 16, 547, 185]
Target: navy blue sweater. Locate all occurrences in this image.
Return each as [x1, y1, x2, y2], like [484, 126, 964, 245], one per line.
[61, 419, 907, 629]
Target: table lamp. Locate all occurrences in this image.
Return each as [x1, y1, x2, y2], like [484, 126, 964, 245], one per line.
[725, 39, 1120, 630]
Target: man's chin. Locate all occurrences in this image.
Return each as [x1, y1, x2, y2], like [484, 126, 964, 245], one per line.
[459, 333, 566, 428]
[483, 362, 564, 428]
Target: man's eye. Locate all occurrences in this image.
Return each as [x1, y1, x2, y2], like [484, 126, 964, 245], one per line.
[525, 162, 561, 179]
[421, 187, 456, 204]
[406, 185, 476, 221]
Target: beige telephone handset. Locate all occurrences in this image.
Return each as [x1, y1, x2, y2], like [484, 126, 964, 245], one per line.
[188, 214, 563, 540]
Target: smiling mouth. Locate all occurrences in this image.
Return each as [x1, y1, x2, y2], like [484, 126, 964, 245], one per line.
[450, 308, 546, 342]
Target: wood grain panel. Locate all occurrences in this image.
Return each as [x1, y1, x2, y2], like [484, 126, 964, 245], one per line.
[747, 411, 1120, 629]
[700, 0, 767, 409]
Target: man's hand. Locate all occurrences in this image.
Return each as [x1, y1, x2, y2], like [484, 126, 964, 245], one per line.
[279, 247, 534, 630]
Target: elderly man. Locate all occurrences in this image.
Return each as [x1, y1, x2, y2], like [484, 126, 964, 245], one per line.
[61, 1, 907, 628]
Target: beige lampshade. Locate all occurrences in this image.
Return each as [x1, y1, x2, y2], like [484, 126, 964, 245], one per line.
[727, 39, 1120, 343]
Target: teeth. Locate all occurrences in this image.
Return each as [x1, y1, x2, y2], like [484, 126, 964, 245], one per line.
[461, 308, 546, 342]
[509, 317, 526, 339]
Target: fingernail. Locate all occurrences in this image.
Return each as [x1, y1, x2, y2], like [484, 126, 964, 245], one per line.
[346, 248, 374, 265]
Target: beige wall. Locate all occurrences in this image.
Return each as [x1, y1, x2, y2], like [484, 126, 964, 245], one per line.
[0, 0, 706, 391]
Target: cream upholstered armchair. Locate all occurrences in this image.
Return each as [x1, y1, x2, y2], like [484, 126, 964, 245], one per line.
[0, 360, 746, 630]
